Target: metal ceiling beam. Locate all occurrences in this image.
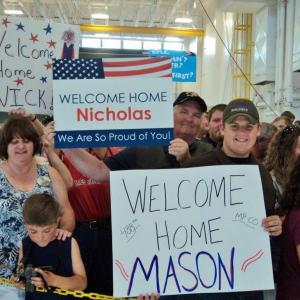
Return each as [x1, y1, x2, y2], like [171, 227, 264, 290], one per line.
[134, 0, 145, 27]
[18, 0, 32, 18]
[56, 0, 68, 24]
[148, 0, 162, 27]
[119, 0, 125, 26]
[70, 0, 79, 24]
[36, 0, 48, 20]
[80, 24, 204, 37]
[87, 2, 94, 24]
[163, 0, 181, 27]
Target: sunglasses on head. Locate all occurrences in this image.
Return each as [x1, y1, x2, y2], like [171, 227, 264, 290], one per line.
[281, 124, 298, 138]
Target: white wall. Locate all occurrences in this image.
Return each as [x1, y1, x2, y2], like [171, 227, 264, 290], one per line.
[199, 2, 234, 108]
[179, 0, 234, 109]
[253, 0, 300, 122]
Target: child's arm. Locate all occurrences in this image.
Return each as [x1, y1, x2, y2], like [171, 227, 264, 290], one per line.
[11, 242, 25, 289]
[48, 166, 75, 232]
[17, 241, 23, 266]
[33, 238, 87, 290]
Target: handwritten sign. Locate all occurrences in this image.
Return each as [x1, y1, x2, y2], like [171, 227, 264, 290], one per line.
[110, 165, 274, 297]
[53, 58, 173, 148]
[0, 16, 79, 113]
[149, 50, 196, 82]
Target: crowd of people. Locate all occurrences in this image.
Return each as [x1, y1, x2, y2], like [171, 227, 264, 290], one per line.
[0, 92, 299, 300]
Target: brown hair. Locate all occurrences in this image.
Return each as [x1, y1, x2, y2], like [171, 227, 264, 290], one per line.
[265, 125, 300, 188]
[0, 115, 41, 159]
[281, 111, 295, 123]
[23, 194, 61, 226]
[272, 116, 292, 126]
[208, 104, 227, 121]
[280, 157, 300, 213]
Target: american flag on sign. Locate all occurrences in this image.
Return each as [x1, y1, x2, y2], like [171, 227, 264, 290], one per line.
[53, 57, 172, 80]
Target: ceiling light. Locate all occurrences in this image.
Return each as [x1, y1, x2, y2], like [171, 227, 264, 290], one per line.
[4, 9, 23, 15]
[175, 17, 192, 24]
[91, 13, 109, 19]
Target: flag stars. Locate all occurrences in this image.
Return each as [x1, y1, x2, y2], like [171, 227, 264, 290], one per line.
[44, 61, 52, 70]
[2, 18, 11, 27]
[47, 39, 56, 48]
[30, 33, 39, 43]
[40, 76, 47, 83]
[43, 23, 52, 34]
[16, 22, 25, 31]
[15, 77, 23, 86]
[53, 59, 104, 80]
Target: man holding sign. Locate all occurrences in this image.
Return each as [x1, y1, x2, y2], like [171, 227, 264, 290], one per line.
[64, 97, 281, 299]
[182, 98, 281, 300]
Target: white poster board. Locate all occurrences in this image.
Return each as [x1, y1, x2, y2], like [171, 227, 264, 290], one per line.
[110, 165, 274, 297]
[0, 16, 79, 113]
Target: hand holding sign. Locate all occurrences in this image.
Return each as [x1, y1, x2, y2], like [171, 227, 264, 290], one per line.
[168, 138, 190, 163]
[262, 215, 282, 236]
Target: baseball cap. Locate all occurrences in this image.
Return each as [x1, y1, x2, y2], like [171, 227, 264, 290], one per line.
[173, 92, 207, 113]
[223, 98, 259, 124]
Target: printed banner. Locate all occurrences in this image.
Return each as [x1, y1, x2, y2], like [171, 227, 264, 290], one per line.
[110, 165, 274, 297]
[53, 58, 173, 148]
[149, 50, 196, 82]
[0, 16, 79, 114]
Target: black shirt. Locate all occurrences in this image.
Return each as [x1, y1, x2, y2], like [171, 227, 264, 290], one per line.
[104, 140, 212, 170]
[201, 133, 218, 148]
[183, 145, 276, 216]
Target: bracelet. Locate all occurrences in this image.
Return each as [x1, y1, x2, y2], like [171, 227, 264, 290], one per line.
[31, 115, 37, 122]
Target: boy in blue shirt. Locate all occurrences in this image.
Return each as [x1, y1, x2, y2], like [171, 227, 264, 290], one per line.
[18, 193, 87, 299]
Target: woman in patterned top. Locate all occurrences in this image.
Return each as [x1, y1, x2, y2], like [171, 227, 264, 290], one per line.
[0, 115, 74, 300]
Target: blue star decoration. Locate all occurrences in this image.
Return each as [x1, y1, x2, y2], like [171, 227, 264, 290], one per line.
[40, 76, 47, 83]
[16, 22, 25, 31]
[43, 23, 52, 34]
